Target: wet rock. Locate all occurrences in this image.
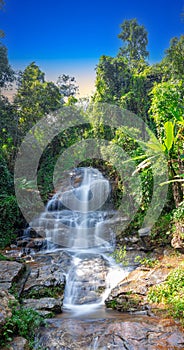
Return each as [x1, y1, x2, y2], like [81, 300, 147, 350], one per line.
[0, 261, 25, 291]
[47, 199, 66, 212]
[25, 238, 46, 249]
[35, 315, 184, 349]
[10, 244, 18, 249]
[16, 239, 30, 247]
[1, 336, 30, 350]
[65, 254, 109, 304]
[0, 289, 16, 328]
[22, 262, 65, 299]
[24, 227, 43, 238]
[2, 248, 23, 260]
[22, 297, 63, 315]
[105, 264, 172, 313]
[57, 251, 73, 273]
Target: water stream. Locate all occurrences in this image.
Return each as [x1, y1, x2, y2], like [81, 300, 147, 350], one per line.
[31, 167, 130, 315]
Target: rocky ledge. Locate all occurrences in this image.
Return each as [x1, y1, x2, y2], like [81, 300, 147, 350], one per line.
[105, 253, 184, 314]
[35, 315, 184, 349]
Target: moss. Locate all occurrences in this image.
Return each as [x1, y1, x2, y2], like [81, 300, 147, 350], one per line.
[106, 293, 141, 312]
[23, 285, 64, 299]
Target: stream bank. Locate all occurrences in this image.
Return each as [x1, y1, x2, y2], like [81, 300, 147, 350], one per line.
[0, 247, 184, 349]
[0, 167, 183, 349]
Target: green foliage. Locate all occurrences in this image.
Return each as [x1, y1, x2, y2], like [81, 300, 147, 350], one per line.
[163, 121, 174, 151]
[148, 265, 184, 323]
[149, 80, 184, 207]
[105, 299, 117, 309]
[135, 255, 159, 268]
[164, 35, 184, 80]
[150, 212, 172, 245]
[0, 252, 11, 260]
[118, 18, 149, 62]
[0, 194, 23, 248]
[0, 95, 16, 166]
[24, 285, 64, 299]
[0, 306, 45, 348]
[14, 62, 62, 137]
[172, 201, 184, 222]
[0, 153, 13, 194]
[149, 81, 184, 128]
[0, 44, 14, 88]
[111, 245, 128, 266]
[93, 55, 131, 103]
[56, 74, 79, 104]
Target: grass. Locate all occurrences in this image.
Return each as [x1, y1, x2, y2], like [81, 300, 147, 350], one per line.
[148, 264, 184, 325]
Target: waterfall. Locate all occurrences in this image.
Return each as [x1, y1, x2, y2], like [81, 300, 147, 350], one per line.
[30, 167, 130, 314]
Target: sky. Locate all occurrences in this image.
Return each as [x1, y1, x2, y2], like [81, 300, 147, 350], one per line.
[0, 0, 184, 96]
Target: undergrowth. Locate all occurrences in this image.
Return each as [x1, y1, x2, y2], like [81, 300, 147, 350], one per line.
[0, 304, 45, 349]
[148, 264, 184, 325]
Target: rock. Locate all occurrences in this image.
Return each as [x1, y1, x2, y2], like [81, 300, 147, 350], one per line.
[138, 227, 151, 236]
[105, 264, 172, 312]
[0, 261, 25, 291]
[47, 199, 66, 212]
[0, 289, 16, 328]
[10, 244, 17, 249]
[1, 248, 23, 260]
[171, 231, 184, 252]
[64, 254, 109, 304]
[23, 227, 43, 238]
[1, 336, 30, 350]
[25, 238, 46, 249]
[16, 240, 29, 247]
[22, 262, 65, 299]
[35, 315, 184, 349]
[22, 297, 63, 315]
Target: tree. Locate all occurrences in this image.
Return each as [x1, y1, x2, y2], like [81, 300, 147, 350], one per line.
[118, 19, 149, 63]
[0, 45, 14, 88]
[163, 35, 184, 80]
[120, 63, 163, 124]
[93, 55, 131, 103]
[56, 74, 78, 104]
[149, 81, 184, 207]
[0, 1, 14, 86]
[14, 62, 62, 137]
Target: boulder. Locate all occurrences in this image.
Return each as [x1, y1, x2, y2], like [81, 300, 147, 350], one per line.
[105, 264, 172, 313]
[64, 254, 109, 305]
[22, 297, 63, 315]
[22, 262, 65, 299]
[0, 261, 25, 291]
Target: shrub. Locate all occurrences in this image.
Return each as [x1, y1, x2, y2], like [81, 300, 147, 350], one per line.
[0, 194, 24, 248]
[0, 306, 45, 348]
[148, 265, 184, 324]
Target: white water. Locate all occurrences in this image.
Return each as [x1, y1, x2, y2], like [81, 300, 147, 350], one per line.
[31, 167, 131, 315]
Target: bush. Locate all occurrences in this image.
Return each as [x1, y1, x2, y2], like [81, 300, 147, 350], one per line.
[0, 194, 24, 248]
[148, 265, 184, 324]
[0, 306, 45, 348]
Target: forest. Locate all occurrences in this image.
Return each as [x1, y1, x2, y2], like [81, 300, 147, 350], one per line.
[0, 2, 184, 346]
[0, 18, 183, 250]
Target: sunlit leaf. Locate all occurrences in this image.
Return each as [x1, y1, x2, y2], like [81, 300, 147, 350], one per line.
[164, 121, 174, 151]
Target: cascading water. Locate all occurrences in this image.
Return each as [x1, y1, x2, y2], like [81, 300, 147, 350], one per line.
[30, 167, 130, 315]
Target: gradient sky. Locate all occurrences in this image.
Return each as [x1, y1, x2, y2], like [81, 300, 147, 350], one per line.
[0, 0, 184, 96]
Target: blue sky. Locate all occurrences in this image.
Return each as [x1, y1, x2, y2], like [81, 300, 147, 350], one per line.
[0, 0, 184, 96]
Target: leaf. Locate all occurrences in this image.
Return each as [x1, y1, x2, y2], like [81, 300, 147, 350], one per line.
[164, 121, 174, 151]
